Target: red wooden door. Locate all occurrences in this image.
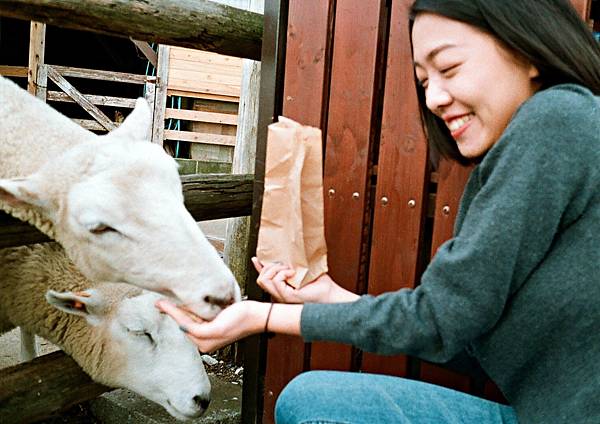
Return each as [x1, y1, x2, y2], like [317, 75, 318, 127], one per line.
[310, 0, 388, 372]
[261, 1, 334, 422]
[361, 0, 429, 377]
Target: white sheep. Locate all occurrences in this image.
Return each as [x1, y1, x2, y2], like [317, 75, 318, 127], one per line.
[0, 76, 240, 319]
[0, 242, 212, 420]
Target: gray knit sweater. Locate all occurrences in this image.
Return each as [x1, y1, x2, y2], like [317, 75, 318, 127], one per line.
[301, 84, 600, 424]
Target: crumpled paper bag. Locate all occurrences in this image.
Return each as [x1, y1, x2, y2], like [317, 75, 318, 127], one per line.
[256, 116, 328, 288]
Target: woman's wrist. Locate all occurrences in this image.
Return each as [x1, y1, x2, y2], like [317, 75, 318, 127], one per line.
[245, 301, 303, 336]
[245, 301, 274, 334]
[327, 280, 361, 303]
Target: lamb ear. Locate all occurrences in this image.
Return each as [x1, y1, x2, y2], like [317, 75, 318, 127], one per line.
[0, 177, 50, 210]
[106, 97, 151, 141]
[46, 289, 105, 325]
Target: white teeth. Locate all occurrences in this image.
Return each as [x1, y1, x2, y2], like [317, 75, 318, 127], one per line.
[448, 114, 473, 132]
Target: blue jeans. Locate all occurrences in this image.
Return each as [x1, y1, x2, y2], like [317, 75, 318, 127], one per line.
[275, 371, 519, 424]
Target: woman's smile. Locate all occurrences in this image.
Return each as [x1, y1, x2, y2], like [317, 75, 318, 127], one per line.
[445, 113, 474, 139]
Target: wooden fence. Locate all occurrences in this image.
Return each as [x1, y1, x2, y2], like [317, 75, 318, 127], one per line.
[242, 0, 596, 423]
[0, 0, 594, 422]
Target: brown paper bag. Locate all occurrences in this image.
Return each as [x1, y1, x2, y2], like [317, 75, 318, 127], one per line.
[256, 116, 328, 288]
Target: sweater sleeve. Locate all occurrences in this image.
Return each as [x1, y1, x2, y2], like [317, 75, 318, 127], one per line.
[301, 85, 600, 362]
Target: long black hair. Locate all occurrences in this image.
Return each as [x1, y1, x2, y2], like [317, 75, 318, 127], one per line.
[409, 0, 600, 165]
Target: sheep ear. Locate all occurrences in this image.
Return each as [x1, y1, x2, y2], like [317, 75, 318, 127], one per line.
[106, 97, 151, 141]
[0, 177, 50, 210]
[46, 289, 105, 325]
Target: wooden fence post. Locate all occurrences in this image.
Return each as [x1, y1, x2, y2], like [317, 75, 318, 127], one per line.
[0, 0, 263, 60]
[151, 45, 169, 146]
[241, 0, 289, 421]
[224, 0, 263, 295]
[27, 21, 46, 98]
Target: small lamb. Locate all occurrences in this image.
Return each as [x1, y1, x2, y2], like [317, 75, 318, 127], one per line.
[0, 242, 212, 420]
[0, 76, 240, 319]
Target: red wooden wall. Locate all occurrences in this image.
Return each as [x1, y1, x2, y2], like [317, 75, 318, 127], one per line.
[259, 0, 593, 422]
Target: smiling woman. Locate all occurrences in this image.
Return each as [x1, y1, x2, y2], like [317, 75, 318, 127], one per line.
[412, 14, 540, 159]
[158, 1, 600, 424]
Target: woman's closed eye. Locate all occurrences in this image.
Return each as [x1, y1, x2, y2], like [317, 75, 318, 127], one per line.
[440, 63, 460, 77]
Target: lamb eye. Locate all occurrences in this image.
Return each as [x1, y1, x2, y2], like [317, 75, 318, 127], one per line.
[142, 332, 155, 344]
[89, 224, 118, 235]
[130, 329, 155, 345]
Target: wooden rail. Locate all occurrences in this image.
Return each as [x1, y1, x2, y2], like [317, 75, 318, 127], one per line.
[0, 351, 110, 424]
[0, 174, 253, 249]
[49, 65, 148, 85]
[0, 66, 28, 78]
[0, 0, 263, 61]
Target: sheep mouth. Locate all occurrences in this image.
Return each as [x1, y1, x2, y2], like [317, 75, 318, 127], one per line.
[166, 399, 204, 420]
[179, 304, 218, 322]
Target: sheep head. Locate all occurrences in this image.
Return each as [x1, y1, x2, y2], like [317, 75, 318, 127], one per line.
[0, 99, 240, 320]
[47, 286, 211, 420]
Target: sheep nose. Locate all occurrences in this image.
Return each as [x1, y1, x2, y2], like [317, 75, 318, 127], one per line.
[193, 395, 210, 411]
[203, 295, 234, 308]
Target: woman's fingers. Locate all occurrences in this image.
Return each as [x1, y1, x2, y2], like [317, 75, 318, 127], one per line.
[256, 265, 296, 300]
[251, 256, 263, 272]
[156, 300, 207, 337]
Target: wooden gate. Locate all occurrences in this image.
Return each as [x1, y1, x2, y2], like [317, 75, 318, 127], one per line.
[243, 0, 595, 422]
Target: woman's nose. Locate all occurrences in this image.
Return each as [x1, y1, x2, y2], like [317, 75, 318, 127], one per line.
[425, 81, 452, 113]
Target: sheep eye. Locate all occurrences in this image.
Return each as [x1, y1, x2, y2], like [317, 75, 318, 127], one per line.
[142, 332, 155, 344]
[129, 329, 155, 345]
[89, 224, 118, 235]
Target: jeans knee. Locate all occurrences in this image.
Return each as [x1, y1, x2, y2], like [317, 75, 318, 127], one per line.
[275, 371, 332, 424]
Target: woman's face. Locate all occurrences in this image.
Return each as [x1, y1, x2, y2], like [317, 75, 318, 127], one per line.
[412, 13, 540, 158]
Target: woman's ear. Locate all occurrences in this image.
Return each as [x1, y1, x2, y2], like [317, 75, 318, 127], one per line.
[528, 64, 540, 80]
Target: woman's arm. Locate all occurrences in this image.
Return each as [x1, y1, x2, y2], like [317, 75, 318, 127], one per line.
[156, 299, 303, 353]
[156, 259, 359, 353]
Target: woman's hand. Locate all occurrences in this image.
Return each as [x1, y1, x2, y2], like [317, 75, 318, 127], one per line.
[156, 299, 269, 353]
[252, 257, 360, 304]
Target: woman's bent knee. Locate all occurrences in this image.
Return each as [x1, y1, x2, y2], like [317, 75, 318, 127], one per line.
[275, 371, 346, 424]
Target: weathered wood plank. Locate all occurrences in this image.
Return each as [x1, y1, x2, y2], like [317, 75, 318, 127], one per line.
[0, 0, 263, 61]
[27, 22, 46, 95]
[0, 350, 110, 424]
[46, 66, 116, 131]
[165, 108, 238, 125]
[0, 174, 253, 249]
[47, 91, 138, 108]
[131, 39, 158, 68]
[0, 66, 28, 78]
[49, 65, 147, 84]
[71, 119, 119, 131]
[166, 89, 239, 102]
[181, 173, 253, 221]
[168, 78, 241, 98]
[35, 62, 47, 100]
[170, 47, 244, 65]
[151, 45, 169, 146]
[164, 130, 237, 146]
[169, 59, 242, 75]
[144, 76, 157, 135]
